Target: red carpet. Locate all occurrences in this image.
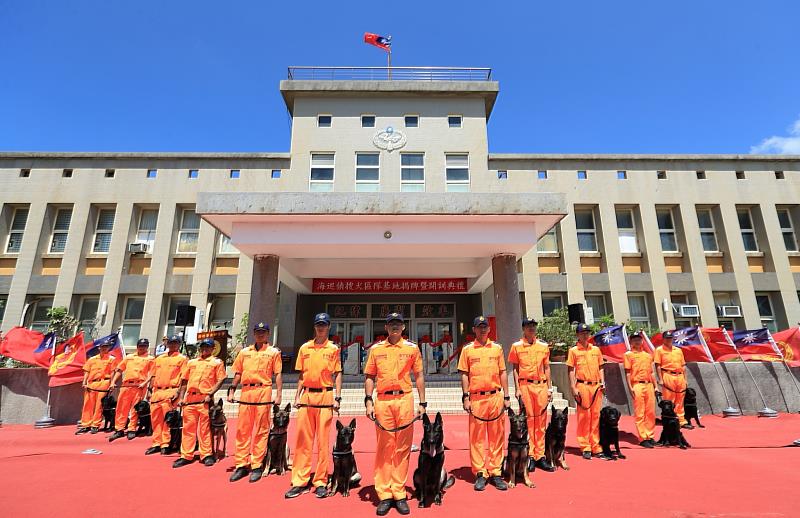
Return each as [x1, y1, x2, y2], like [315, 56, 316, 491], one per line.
[1, 414, 799, 517]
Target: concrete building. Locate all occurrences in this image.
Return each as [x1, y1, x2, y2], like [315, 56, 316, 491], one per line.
[2, 67, 800, 375]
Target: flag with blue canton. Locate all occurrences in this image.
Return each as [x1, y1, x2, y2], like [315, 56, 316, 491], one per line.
[590, 324, 628, 363]
[32, 332, 57, 367]
[665, 326, 713, 362]
[730, 328, 780, 361]
[86, 332, 122, 359]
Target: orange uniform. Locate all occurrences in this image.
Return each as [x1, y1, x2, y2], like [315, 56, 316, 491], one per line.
[508, 338, 550, 459]
[291, 339, 341, 488]
[80, 353, 120, 428]
[566, 343, 604, 454]
[232, 344, 282, 470]
[180, 355, 226, 460]
[623, 349, 656, 441]
[654, 346, 687, 425]
[149, 351, 188, 448]
[364, 338, 423, 501]
[113, 353, 154, 432]
[458, 340, 506, 477]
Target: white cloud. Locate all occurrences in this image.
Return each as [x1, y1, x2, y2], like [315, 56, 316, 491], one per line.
[751, 116, 800, 154]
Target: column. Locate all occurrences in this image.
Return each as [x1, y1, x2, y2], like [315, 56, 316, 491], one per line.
[677, 202, 718, 327]
[248, 254, 279, 344]
[638, 204, 671, 329]
[718, 202, 761, 328]
[520, 249, 543, 318]
[492, 254, 522, 356]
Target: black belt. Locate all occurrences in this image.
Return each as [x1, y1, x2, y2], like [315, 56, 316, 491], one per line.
[242, 383, 266, 387]
[228, 398, 274, 406]
[471, 389, 499, 396]
[86, 387, 111, 393]
[520, 378, 547, 384]
[379, 390, 405, 396]
[661, 369, 683, 375]
[122, 381, 144, 386]
[305, 387, 333, 393]
[635, 380, 653, 384]
[577, 380, 600, 385]
[90, 377, 111, 383]
[154, 385, 180, 390]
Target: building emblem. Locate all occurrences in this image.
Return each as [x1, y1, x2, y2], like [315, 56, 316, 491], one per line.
[372, 126, 407, 152]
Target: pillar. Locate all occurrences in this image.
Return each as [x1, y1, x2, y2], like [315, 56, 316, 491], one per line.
[248, 254, 279, 344]
[492, 254, 522, 356]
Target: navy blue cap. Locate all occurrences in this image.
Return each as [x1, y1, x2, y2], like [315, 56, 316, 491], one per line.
[473, 316, 490, 327]
[136, 338, 150, 346]
[253, 321, 270, 332]
[629, 330, 644, 340]
[575, 323, 591, 333]
[314, 312, 331, 325]
[167, 335, 181, 343]
[198, 338, 215, 348]
[385, 312, 404, 323]
[522, 316, 538, 327]
[662, 330, 675, 339]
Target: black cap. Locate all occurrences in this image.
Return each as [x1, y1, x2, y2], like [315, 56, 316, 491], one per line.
[136, 338, 150, 347]
[663, 330, 675, 339]
[522, 316, 538, 327]
[314, 312, 331, 325]
[385, 312, 404, 323]
[253, 322, 270, 332]
[167, 335, 181, 343]
[198, 338, 215, 348]
[629, 330, 644, 340]
[575, 323, 591, 333]
[473, 316, 490, 327]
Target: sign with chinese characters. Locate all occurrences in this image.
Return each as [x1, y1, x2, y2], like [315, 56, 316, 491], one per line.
[371, 304, 413, 320]
[327, 304, 368, 319]
[312, 278, 468, 293]
[414, 303, 455, 319]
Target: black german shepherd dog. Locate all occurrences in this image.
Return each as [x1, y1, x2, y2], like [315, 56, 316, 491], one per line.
[100, 393, 117, 432]
[502, 405, 534, 488]
[327, 418, 361, 497]
[544, 406, 569, 470]
[164, 408, 182, 454]
[657, 399, 690, 449]
[133, 399, 153, 436]
[598, 406, 626, 460]
[265, 403, 291, 475]
[413, 412, 456, 506]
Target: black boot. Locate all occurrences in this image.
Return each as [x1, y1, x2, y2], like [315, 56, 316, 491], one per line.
[172, 458, 193, 468]
[376, 499, 393, 516]
[526, 456, 536, 472]
[229, 466, 249, 482]
[144, 446, 161, 455]
[536, 457, 556, 472]
[75, 427, 90, 435]
[108, 430, 124, 442]
[127, 431, 137, 440]
[249, 468, 264, 482]
[395, 499, 410, 515]
[284, 486, 308, 499]
[489, 476, 508, 491]
[474, 474, 487, 491]
[202, 456, 216, 466]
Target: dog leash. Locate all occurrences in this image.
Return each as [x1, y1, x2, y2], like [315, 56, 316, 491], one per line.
[85, 387, 112, 393]
[660, 385, 687, 395]
[227, 398, 275, 406]
[369, 414, 421, 432]
[295, 403, 340, 416]
[575, 386, 604, 410]
[467, 408, 505, 422]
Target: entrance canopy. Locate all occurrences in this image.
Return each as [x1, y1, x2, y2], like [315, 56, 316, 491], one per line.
[197, 192, 567, 294]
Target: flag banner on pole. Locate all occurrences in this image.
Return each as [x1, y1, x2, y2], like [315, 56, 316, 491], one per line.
[771, 327, 800, 366]
[651, 327, 713, 362]
[86, 332, 123, 361]
[729, 328, 782, 362]
[700, 327, 738, 361]
[0, 327, 49, 367]
[364, 32, 391, 52]
[640, 330, 656, 353]
[589, 324, 628, 363]
[33, 332, 57, 368]
[48, 331, 87, 387]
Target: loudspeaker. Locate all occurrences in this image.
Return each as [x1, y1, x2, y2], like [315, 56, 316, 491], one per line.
[567, 303, 585, 324]
[175, 305, 196, 327]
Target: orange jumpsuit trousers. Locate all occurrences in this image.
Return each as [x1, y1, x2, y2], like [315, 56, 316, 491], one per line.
[181, 397, 212, 460]
[291, 389, 334, 488]
[661, 371, 688, 425]
[150, 387, 179, 448]
[234, 386, 272, 469]
[468, 392, 505, 477]
[114, 383, 146, 432]
[517, 381, 549, 460]
[631, 382, 656, 441]
[374, 394, 415, 501]
[80, 379, 112, 428]
[575, 382, 603, 454]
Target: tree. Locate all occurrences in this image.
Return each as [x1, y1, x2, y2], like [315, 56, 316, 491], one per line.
[536, 307, 575, 357]
[46, 306, 79, 342]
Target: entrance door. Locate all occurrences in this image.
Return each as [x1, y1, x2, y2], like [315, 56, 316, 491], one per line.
[331, 320, 367, 374]
[414, 320, 456, 375]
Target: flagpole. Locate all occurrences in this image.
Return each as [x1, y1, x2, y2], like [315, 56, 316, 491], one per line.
[35, 334, 57, 429]
[767, 328, 800, 412]
[387, 50, 392, 80]
[723, 327, 777, 418]
[698, 328, 741, 417]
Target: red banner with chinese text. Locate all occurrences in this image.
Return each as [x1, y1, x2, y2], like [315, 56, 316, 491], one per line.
[312, 278, 468, 293]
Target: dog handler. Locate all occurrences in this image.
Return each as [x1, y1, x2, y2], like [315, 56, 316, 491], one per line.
[145, 335, 188, 455]
[653, 330, 691, 429]
[508, 316, 554, 472]
[76, 337, 119, 435]
[285, 312, 343, 499]
[108, 338, 154, 442]
[364, 312, 427, 516]
[173, 338, 226, 468]
[623, 331, 657, 448]
[459, 316, 510, 492]
[227, 321, 283, 482]
[566, 323, 605, 460]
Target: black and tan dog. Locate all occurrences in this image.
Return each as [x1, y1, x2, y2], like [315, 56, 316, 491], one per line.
[100, 393, 117, 432]
[133, 399, 153, 437]
[265, 403, 291, 476]
[413, 412, 455, 506]
[657, 399, 690, 449]
[502, 405, 534, 488]
[327, 418, 361, 497]
[164, 408, 182, 454]
[684, 387, 704, 428]
[598, 406, 626, 460]
[544, 406, 569, 471]
[209, 398, 228, 461]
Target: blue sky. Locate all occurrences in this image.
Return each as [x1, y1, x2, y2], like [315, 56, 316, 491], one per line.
[1, 0, 799, 154]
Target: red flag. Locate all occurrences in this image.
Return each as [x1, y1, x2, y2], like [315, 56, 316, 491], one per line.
[772, 327, 800, 367]
[48, 332, 87, 387]
[701, 328, 738, 361]
[0, 327, 48, 367]
[364, 32, 391, 52]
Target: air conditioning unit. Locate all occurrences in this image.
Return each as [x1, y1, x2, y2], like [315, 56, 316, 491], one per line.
[128, 242, 148, 254]
[717, 305, 742, 318]
[678, 305, 700, 318]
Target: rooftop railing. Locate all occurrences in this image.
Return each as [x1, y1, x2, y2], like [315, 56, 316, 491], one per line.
[287, 66, 492, 81]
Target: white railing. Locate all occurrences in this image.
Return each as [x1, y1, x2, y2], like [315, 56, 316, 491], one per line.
[287, 66, 492, 81]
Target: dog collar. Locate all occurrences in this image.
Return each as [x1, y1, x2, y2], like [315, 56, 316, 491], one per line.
[332, 449, 352, 457]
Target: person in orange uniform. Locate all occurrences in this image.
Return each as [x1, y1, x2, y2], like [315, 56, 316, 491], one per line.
[654, 330, 691, 429]
[285, 312, 343, 499]
[623, 331, 657, 448]
[145, 335, 188, 455]
[459, 316, 510, 492]
[364, 312, 426, 517]
[227, 321, 283, 482]
[76, 337, 120, 435]
[108, 338, 154, 442]
[172, 338, 227, 468]
[508, 316, 554, 472]
[566, 323, 605, 460]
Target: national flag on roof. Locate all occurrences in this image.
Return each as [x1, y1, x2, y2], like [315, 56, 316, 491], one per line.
[701, 327, 738, 361]
[364, 32, 391, 52]
[0, 327, 50, 367]
[590, 324, 628, 363]
[730, 328, 781, 362]
[771, 327, 800, 367]
[86, 332, 123, 359]
[653, 326, 713, 362]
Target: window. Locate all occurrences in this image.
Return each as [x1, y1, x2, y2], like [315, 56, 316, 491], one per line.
[737, 208, 758, 252]
[696, 170, 706, 180]
[617, 171, 627, 180]
[310, 153, 334, 192]
[355, 152, 380, 192]
[736, 171, 746, 180]
[541, 294, 563, 316]
[318, 115, 332, 127]
[135, 209, 158, 252]
[230, 169, 240, 179]
[361, 115, 375, 128]
[756, 294, 777, 332]
[401, 153, 424, 192]
[404, 115, 418, 128]
[146, 169, 157, 179]
[616, 209, 638, 253]
[0, 296, 6, 326]
[49, 208, 73, 253]
[585, 294, 607, 319]
[575, 209, 597, 252]
[105, 169, 115, 178]
[497, 170, 508, 180]
[78, 297, 99, 336]
[696, 209, 718, 252]
[448, 115, 462, 128]
[657, 208, 679, 252]
[20, 168, 30, 178]
[445, 153, 469, 192]
[537, 226, 558, 253]
[210, 296, 235, 333]
[121, 297, 145, 348]
[62, 169, 73, 178]
[777, 209, 797, 251]
[218, 234, 238, 255]
[6, 207, 29, 254]
[657, 170, 667, 180]
[577, 170, 587, 180]
[628, 294, 650, 324]
[92, 208, 115, 253]
[188, 169, 199, 179]
[165, 296, 190, 338]
[28, 297, 53, 332]
[271, 170, 281, 179]
[176, 208, 200, 254]
[776, 171, 785, 180]
[538, 170, 548, 180]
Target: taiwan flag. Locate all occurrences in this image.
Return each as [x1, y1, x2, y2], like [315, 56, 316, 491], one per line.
[701, 328, 738, 361]
[32, 332, 58, 367]
[591, 325, 628, 363]
[86, 332, 123, 359]
[772, 327, 800, 366]
[0, 327, 49, 367]
[364, 32, 392, 52]
[729, 328, 781, 362]
[660, 327, 713, 362]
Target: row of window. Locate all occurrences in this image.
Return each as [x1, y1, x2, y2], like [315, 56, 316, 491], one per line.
[17, 169, 282, 180]
[498, 170, 788, 181]
[317, 114, 462, 129]
[537, 206, 798, 255]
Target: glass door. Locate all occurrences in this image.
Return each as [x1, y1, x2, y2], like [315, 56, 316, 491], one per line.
[331, 320, 367, 374]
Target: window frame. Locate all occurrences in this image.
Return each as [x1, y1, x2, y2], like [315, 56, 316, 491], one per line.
[537, 170, 548, 180]
[78, 297, 100, 336]
[28, 297, 54, 332]
[218, 233, 238, 255]
[49, 207, 73, 254]
[585, 294, 607, 319]
[615, 208, 639, 253]
[404, 114, 419, 128]
[92, 208, 116, 254]
[135, 208, 158, 253]
[656, 208, 679, 252]
[400, 152, 425, 192]
[229, 169, 240, 179]
[146, 169, 157, 179]
[309, 153, 335, 192]
[777, 208, 798, 252]
[175, 208, 200, 254]
[121, 296, 145, 349]
[696, 208, 719, 252]
[575, 209, 598, 252]
[577, 170, 587, 180]
[536, 226, 559, 253]
[447, 115, 462, 128]
[5, 206, 29, 254]
[445, 153, 470, 192]
[209, 295, 236, 333]
[164, 296, 191, 338]
[188, 169, 199, 179]
[628, 294, 650, 324]
[355, 152, 381, 192]
[755, 294, 777, 332]
[617, 170, 627, 180]
[317, 114, 332, 128]
[737, 207, 759, 252]
[360, 114, 376, 128]
[270, 169, 281, 179]
[541, 293, 564, 316]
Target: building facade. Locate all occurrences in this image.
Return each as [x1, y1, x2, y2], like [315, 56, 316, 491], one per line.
[2, 67, 799, 369]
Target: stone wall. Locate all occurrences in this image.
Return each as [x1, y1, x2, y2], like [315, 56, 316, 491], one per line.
[0, 368, 83, 425]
